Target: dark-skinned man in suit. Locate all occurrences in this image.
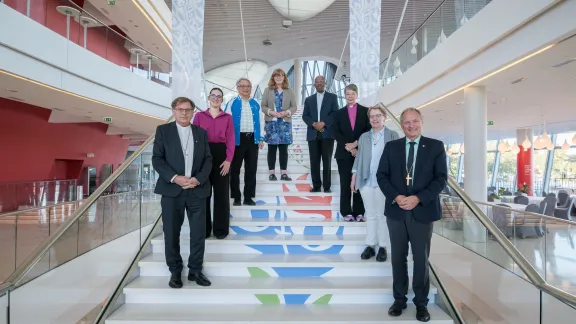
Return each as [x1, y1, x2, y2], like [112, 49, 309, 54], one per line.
[377, 107, 447, 322]
[302, 75, 339, 193]
[152, 97, 213, 289]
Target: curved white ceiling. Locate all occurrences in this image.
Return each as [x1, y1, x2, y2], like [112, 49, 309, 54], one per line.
[268, 0, 336, 21]
[204, 61, 269, 96]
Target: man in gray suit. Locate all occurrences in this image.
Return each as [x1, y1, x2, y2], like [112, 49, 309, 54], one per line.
[302, 76, 339, 192]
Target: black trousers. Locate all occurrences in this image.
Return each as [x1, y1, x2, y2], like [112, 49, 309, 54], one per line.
[206, 143, 230, 237]
[336, 155, 364, 216]
[386, 215, 434, 307]
[230, 132, 258, 200]
[161, 190, 206, 274]
[267, 144, 288, 170]
[308, 138, 334, 190]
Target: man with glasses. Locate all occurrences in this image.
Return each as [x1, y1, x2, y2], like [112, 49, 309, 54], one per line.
[152, 97, 213, 289]
[302, 76, 339, 193]
[224, 78, 265, 206]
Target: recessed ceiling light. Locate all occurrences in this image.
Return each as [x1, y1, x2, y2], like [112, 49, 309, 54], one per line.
[492, 101, 498, 104]
[501, 98, 507, 101]
[134, 25, 138, 28]
[435, 109, 443, 112]
[551, 58, 576, 68]
[4, 89, 17, 92]
[510, 77, 525, 84]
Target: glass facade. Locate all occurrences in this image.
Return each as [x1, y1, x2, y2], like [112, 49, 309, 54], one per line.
[448, 133, 576, 195]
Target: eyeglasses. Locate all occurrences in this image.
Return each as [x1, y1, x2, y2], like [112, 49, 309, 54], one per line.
[237, 85, 251, 89]
[173, 108, 194, 114]
[209, 94, 223, 100]
[369, 114, 384, 119]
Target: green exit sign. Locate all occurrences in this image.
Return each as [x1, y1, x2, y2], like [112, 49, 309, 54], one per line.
[103, 117, 113, 123]
[487, 120, 494, 126]
[107, 0, 115, 5]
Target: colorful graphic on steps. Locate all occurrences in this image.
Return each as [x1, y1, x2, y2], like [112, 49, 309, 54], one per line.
[255, 293, 333, 305]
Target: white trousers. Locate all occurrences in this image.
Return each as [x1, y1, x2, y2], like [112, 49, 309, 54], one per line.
[359, 186, 387, 247]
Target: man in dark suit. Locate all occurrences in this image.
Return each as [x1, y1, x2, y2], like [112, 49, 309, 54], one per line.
[331, 84, 371, 221]
[152, 97, 213, 289]
[302, 75, 339, 193]
[376, 107, 447, 322]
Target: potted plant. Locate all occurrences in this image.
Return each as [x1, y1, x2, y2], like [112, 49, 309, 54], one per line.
[490, 188, 505, 203]
[518, 182, 529, 196]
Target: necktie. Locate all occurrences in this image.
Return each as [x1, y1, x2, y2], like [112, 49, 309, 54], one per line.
[407, 142, 416, 192]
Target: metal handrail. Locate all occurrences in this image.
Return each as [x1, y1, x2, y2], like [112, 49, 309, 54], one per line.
[0, 200, 82, 218]
[0, 114, 171, 296]
[441, 194, 576, 226]
[0, 189, 157, 218]
[429, 263, 465, 324]
[376, 102, 576, 307]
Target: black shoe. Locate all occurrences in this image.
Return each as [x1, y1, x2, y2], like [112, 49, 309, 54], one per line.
[280, 174, 292, 181]
[269, 174, 277, 181]
[243, 199, 256, 206]
[416, 306, 430, 322]
[360, 246, 375, 260]
[233, 199, 241, 206]
[324, 188, 332, 193]
[168, 272, 183, 289]
[215, 234, 228, 239]
[376, 247, 388, 262]
[188, 271, 211, 287]
[310, 187, 321, 193]
[388, 301, 407, 316]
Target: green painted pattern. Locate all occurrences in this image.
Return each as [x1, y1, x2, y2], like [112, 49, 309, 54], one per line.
[247, 267, 271, 277]
[313, 294, 333, 305]
[255, 294, 281, 304]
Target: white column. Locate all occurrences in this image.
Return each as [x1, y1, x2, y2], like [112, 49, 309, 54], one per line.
[349, 0, 381, 104]
[294, 59, 302, 106]
[171, 0, 206, 110]
[463, 86, 488, 243]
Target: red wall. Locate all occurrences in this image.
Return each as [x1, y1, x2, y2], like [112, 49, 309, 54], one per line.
[4, 0, 131, 68]
[0, 98, 130, 183]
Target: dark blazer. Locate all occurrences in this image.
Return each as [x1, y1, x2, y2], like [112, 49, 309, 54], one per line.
[302, 92, 339, 141]
[152, 122, 213, 199]
[376, 136, 447, 223]
[331, 104, 371, 159]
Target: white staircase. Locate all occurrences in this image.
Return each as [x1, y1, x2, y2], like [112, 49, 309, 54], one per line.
[105, 110, 454, 323]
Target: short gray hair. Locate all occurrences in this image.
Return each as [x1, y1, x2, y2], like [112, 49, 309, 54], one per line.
[367, 106, 387, 118]
[400, 107, 423, 123]
[236, 77, 252, 87]
[345, 84, 358, 94]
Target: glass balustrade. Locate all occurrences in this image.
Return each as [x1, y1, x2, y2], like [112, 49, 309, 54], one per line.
[380, 0, 492, 85]
[2, 141, 161, 324]
[433, 194, 576, 322]
[1, 0, 172, 87]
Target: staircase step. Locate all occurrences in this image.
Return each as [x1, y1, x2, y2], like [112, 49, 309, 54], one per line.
[122, 277, 437, 305]
[139, 253, 400, 277]
[107, 304, 453, 323]
[183, 217, 366, 235]
[151, 234, 372, 254]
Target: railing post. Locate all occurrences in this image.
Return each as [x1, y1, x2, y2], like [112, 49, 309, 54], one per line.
[26, 0, 30, 17]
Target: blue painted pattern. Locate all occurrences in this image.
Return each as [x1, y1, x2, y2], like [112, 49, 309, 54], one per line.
[272, 267, 333, 277]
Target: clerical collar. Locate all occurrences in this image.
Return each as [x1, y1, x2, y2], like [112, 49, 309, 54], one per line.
[176, 122, 191, 129]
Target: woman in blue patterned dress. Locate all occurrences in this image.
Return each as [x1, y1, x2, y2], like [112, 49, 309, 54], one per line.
[261, 68, 298, 181]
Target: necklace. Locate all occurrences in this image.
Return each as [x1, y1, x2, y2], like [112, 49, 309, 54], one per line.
[372, 129, 384, 147]
[406, 162, 415, 186]
[181, 127, 192, 157]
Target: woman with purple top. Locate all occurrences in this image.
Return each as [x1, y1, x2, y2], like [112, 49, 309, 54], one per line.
[193, 87, 235, 239]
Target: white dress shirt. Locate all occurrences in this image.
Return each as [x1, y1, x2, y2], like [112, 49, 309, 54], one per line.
[316, 91, 324, 122]
[173, 123, 194, 181]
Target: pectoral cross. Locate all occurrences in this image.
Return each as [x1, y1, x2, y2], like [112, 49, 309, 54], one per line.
[406, 174, 412, 186]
